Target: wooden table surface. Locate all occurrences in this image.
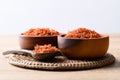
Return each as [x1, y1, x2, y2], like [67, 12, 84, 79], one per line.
[0, 34, 120, 80]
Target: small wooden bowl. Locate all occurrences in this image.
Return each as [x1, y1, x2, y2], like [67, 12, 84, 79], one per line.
[58, 34, 109, 59]
[19, 34, 58, 50]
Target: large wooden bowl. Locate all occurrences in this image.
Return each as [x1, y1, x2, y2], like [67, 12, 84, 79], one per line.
[19, 35, 58, 50]
[58, 34, 109, 59]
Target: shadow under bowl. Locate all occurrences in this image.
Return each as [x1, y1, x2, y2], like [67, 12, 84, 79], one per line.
[58, 34, 109, 59]
[19, 35, 58, 50]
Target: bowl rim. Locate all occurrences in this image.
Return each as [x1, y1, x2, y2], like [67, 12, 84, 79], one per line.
[58, 34, 109, 40]
[19, 33, 59, 38]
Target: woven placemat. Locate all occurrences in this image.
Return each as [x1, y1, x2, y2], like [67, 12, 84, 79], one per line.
[3, 51, 115, 70]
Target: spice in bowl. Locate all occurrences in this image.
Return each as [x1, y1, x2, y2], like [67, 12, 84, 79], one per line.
[58, 27, 109, 59]
[33, 44, 59, 53]
[64, 28, 101, 39]
[22, 28, 59, 36]
[19, 28, 60, 49]
[32, 44, 59, 61]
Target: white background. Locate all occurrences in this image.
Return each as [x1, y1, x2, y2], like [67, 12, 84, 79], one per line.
[0, 0, 120, 34]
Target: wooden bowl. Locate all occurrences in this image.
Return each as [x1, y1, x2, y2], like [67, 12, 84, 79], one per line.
[58, 34, 109, 59]
[19, 35, 58, 50]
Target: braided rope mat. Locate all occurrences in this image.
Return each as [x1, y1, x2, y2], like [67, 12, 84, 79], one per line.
[4, 53, 115, 70]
